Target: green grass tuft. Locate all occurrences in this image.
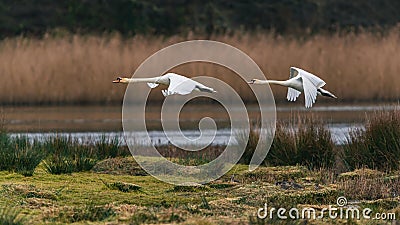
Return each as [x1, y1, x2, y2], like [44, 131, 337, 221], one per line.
[343, 109, 400, 171]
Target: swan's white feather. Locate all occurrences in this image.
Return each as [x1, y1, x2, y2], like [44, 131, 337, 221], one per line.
[161, 73, 214, 96]
[301, 75, 318, 108]
[147, 83, 159, 88]
[287, 88, 301, 101]
[292, 67, 326, 88]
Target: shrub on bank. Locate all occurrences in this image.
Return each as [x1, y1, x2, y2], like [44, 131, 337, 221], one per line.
[239, 116, 336, 170]
[0, 132, 45, 176]
[343, 110, 400, 171]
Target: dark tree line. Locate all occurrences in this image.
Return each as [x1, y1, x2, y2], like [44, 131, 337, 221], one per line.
[0, 0, 399, 38]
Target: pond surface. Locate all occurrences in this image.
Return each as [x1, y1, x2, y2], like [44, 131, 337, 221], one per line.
[2, 103, 398, 145]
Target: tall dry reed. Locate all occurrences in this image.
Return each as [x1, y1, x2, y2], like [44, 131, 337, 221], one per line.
[0, 30, 399, 105]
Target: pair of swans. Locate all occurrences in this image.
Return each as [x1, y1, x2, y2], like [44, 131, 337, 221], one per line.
[113, 67, 336, 108]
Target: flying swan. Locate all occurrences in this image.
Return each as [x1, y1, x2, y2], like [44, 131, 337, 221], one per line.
[113, 73, 216, 96]
[248, 67, 336, 108]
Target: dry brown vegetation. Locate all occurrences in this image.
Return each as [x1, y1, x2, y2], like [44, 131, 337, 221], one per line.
[1, 30, 399, 105]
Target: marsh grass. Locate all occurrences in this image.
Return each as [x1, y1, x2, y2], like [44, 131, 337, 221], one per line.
[160, 144, 224, 166]
[95, 135, 126, 159]
[343, 109, 400, 171]
[0, 133, 45, 176]
[294, 116, 336, 170]
[236, 127, 260, 165]
[129, 211, 158, 225]
[100, 179, 142, 193]
[338, 171, 400, 200]
[57, 203, 115, 223]
[238, 115, 335, 169]
[43, 137, 97, 174]
[0, 30, 399, 105]
[42, 135, 128, 174]
[0, 207, 26, 225]
[2, 183, 57, 200]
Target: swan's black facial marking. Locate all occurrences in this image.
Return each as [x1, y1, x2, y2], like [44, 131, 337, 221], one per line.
[113, 77, 123, 83]
[248, 79, 256, 84]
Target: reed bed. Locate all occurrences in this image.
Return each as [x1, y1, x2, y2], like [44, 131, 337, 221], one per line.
[0, 29, 399, 105]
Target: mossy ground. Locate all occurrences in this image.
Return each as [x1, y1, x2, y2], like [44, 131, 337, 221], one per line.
[0, 157, 398, 224]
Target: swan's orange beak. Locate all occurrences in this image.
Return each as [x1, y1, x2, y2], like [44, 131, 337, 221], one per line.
[247, 79, 256, 84]
[113, 77, 122, 83]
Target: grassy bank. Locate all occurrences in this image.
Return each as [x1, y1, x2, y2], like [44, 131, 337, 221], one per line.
[0, 30, 399, 105]
[0, 109, 399, 224]
[0, 164, 399, 224]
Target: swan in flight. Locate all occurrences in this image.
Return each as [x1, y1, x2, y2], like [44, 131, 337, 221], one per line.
[248, 67, 336, 108]
[113, 72, 216, 96]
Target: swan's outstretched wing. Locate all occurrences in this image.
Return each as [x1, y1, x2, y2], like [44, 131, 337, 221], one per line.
[162, 73, 199, 96]
[287, 67, 301, 101]
[302, 76, 318, 108]
[296, 67, 326, 88]
[287, 88, 301, 101]
[291, 67, 327, 107]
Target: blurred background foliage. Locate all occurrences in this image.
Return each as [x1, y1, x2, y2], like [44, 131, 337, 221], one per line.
[0, 0, 399, 38]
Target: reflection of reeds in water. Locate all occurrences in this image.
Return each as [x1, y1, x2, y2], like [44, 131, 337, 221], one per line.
[0, 30, 399, 104]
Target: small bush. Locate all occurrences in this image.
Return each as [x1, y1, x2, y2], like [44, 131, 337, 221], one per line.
[0, 133, 45, 176]
[95, 135, 122, 159]
[237, 127, 260, 165]
[239, 116, 335, 170]
[13, 138, 45, 176]
[295, 117, 336, 170]
[0, 132, 14, 171]
[43, 155, 75, 175]
[343, 110, 400, 171]
[266, 123, 297, 166]
[43, 137, 98, 174]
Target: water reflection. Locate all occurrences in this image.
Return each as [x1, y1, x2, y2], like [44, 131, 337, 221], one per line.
[2, 103, 397, 145]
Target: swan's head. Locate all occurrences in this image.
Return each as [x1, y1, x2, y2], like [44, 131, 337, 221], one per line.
[112, 77, 129, 83]
[248, 79, 263, 84]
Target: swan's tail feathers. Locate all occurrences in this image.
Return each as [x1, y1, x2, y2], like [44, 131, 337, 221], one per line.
[318, 88, 337, 99]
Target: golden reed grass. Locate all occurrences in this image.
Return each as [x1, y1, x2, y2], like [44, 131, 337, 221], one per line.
[0, 30, 399, 105]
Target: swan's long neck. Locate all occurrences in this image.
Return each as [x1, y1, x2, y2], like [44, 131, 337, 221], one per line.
[125, 77, 161, 83]
[264, 80, 288, 86]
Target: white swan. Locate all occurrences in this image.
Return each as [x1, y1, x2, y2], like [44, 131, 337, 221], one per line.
[113, 72, 216, 96]
[248, 67, 336, 108]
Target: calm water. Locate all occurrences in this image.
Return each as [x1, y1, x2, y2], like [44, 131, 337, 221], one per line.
[2, 103, 398, 145]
